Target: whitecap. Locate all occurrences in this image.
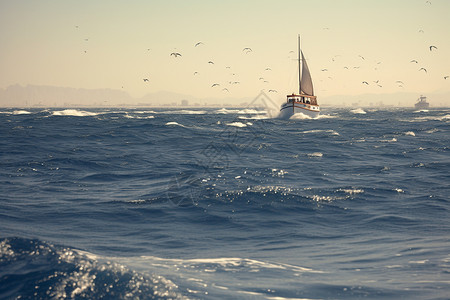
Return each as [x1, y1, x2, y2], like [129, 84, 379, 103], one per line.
[226, 122, 247, 127]
[125, 114, 154, 119]
[12, 110, 32, 115]
[161, 110, 206, 115]
[350, 108, 367, 114]
[307, 152, 323, 157]
[165, 121, 185, 127]
[380, 138, 397, 142]
[51, 109, 98, 117]
[290, 113, 312, 119]
[316, 114, 337, 119]
[404, 131, 415, 136]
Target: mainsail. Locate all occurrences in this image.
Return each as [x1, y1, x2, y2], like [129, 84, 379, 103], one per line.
[300, 51, 314, 96]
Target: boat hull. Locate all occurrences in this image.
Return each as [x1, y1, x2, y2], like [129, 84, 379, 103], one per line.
[279, 102, 320, 119]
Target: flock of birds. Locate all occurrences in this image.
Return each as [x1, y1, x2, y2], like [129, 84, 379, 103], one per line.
[75, 0, 447, 95]
[166, 44, 275, 93]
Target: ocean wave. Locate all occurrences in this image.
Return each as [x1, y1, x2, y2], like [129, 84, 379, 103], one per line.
[416, 114, 450, 121]
[350, 108, 367, 114]
[307, 152, 323, 157]
[290, 112, 312, 119]
[165, 121, 186, 127]
[302, 129, 340, 136]
[226, 121, 252, 127]
[125, 114, 155, 119]
[0, 237, 184, 299]
[215, 108, 266, 115]
[51, 109, 99, 117]
[13, 110, 32, 115]
[0, 110, 33, 115]
[238, 114, 269, 120]
[161, 110, 206, 115]
[404, 131, 416, 136]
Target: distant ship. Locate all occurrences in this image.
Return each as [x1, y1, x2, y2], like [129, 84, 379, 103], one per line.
[415, 95, 429, 109]
[279, 35, 320, 119]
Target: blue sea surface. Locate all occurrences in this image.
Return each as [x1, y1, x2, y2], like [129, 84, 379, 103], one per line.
[0, 106, 449, 299]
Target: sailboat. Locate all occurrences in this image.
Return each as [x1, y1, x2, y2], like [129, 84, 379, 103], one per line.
[279, 35, 320, 119]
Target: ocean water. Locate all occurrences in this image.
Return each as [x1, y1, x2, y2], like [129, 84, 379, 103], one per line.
[0, 106, 449, 299]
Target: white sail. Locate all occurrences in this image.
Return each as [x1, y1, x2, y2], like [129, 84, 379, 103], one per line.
[300, 51, 314, 96]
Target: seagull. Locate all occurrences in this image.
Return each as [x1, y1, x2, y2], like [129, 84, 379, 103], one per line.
[358, 55, 365, 60]
[411, 60, 418, 63]
[232, 81, 240, 84]
[265, 67, 272, 71]
[143, 78, 149, 82]
[259, 77, 264, 80]
[208, 61, 214, 64]
[419, 68, 427, 73]
[419, 29, 424, 33]
[268, 89, 278, 93]
[193, 72, 199, 75]
[222, 88, 229, 92]
[396, 80, 404, 84]
[170, 52, 182, 57]
[429, 45, 437, 51]
[211, 83, 220, 87]
[321, 69, 328, 71]
[444, 76, 449, 80]
[362, 81, 369, 85]
[344, 66, 349, 69]
[195, 42, 204, 47]
[243, 47, 252, 53]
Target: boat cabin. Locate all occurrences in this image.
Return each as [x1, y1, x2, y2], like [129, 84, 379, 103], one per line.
[287, 93, 318, 105]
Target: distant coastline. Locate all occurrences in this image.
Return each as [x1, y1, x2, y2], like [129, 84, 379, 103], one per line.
[1, 84, 449, 108]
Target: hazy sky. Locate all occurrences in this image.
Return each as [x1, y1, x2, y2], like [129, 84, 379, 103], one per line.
[1, 0, 449, 103]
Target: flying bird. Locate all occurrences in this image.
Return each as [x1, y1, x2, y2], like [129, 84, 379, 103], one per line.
[419, 68, 427, 73]
[243, 47, 252, 53]
[362, 81, 369, 85]
[411, 60, 418, 63]
[429, 45, 437, 51]
[143, 78, 149, 82]
[211, 83, 220, 87]
[268, 89, 278, 93]
[193, 72, 199, 75]
[444, 76, 449, 80]
[265, 67, 272, 71]
[222, 88, 229, 92]
[170, 52, 182, 57]
[396, 80, 404, 84]
[358, 55, 365, 60]
[321, 69, 328, 71]
[208, 61, 214, 64]
[195, 42, 204, 47]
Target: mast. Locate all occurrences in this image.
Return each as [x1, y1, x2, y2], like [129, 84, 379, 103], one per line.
[298, 34, 301, 95]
